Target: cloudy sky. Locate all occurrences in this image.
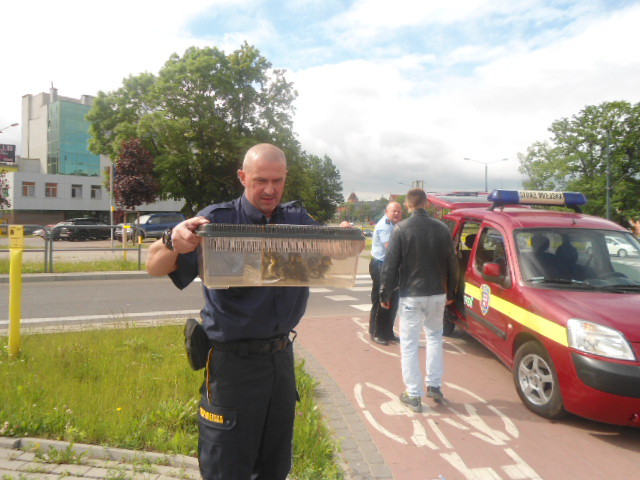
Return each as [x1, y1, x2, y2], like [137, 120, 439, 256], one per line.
[2, 0, 639, 200]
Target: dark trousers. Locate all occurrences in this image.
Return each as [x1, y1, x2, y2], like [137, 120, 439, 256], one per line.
[198, 343, 296, 480]
[369, 258, 398, 340]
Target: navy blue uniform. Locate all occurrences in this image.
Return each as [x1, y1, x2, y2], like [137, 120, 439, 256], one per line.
[170, 195, 317, 480]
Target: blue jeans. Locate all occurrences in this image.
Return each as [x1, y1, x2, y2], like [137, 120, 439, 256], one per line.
[398, 295, 447, 397]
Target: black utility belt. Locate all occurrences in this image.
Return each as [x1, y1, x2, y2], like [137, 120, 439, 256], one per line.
[184, 318, 296, 371]
[210, 334, 294, 355]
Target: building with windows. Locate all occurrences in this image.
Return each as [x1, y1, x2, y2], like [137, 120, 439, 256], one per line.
[0, 87, 183, 226]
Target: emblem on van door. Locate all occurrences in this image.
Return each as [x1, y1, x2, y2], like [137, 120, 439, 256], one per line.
[463, 294, 474, 308]
[480, 284, 491, 315]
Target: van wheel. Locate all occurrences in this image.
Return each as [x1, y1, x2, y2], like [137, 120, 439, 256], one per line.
[618, 249, 627, 257]
[513, 341, 566, 419]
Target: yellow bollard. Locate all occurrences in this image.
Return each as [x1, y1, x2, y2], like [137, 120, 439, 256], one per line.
[123, 225, 130, 262]
[8, 225, 24, 358]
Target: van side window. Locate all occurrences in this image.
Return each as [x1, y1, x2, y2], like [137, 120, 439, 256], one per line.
[475, 227, 509, 280]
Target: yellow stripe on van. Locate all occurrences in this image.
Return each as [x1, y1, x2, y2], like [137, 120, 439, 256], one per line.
[465, 283, 568, 347]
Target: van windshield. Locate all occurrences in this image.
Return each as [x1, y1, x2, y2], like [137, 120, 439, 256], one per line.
[136, 215, 152, 225]
[515, 229, 640, 290]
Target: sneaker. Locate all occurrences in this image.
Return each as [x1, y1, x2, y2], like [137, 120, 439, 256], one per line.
[426, 386, 444, 403]
[399, 391, 422, 412]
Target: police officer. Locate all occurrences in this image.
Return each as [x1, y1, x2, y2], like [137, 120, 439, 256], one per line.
[369, 201, 403, 344]
[148, 143, 329, 480]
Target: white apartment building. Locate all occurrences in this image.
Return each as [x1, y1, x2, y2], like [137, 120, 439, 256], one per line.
[0, 87, 183, 226]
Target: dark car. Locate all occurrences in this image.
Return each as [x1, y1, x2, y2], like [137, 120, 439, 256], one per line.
[116, 212, 185, 242]
[53, 218, 112, 241]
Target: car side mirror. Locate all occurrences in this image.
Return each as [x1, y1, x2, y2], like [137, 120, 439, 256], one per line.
[482, 262, 512, 288]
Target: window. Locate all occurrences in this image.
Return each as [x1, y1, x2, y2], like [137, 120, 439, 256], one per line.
[71, 184, 83, 198]
[90, 185, 102, 199]
[22, 182, 35, 197]
[475, 227, 509, 281]
[45, 183, 58, 198]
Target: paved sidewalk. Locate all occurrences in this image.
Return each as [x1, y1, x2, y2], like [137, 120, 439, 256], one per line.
[0, 437, 200, 480]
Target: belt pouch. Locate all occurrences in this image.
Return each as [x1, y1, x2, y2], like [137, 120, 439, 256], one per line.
[184, 318, 210, 370]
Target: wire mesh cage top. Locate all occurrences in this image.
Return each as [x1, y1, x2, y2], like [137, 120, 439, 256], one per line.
[197, 224, 365, 255]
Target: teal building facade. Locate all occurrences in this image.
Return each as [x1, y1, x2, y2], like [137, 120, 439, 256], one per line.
[47, 99, 100, 176]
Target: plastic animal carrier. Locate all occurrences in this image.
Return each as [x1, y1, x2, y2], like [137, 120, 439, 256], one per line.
[197, 224, 365, 288]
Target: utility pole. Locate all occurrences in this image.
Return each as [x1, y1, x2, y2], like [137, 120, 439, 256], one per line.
[605, 130, 611, 220]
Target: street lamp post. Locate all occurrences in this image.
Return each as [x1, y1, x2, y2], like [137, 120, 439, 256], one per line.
[463, 157, 509, 192]
[0, 123, 19, 134]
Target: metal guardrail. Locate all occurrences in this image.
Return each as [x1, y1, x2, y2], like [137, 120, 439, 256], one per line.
[0, 224, 143, 273]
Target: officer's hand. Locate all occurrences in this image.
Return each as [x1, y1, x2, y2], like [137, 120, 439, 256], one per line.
[339, 221, 351, 228]
[380, 301, 390, 310]
[172, 216, 209, 254]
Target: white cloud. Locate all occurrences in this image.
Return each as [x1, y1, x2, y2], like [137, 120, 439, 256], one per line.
[2, 0, 639, 203]
[291, 2, 640, 197]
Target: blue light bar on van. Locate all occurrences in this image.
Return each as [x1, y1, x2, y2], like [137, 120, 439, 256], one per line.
[487, 190, 587, 211]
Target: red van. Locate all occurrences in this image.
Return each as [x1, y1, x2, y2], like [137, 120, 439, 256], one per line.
[430, 190, 640, 427]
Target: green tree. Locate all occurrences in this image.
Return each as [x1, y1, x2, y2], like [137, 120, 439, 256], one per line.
[285, 153, 343, 224]
[88, 43, 343, 219]
[519, 101, 640, 227]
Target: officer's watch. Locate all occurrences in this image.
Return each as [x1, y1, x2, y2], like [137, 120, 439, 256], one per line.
[162, 228, 174, 251]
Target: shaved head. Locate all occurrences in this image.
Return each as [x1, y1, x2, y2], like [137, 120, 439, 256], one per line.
[238, 143, 289, 218]
[242, 143, 287, 171]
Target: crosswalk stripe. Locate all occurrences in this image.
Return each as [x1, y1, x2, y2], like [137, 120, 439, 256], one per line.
[351, 304, 372, 312]
[325, 295, 358, 301]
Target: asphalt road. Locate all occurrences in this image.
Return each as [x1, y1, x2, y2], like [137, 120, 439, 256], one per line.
[2, 250, 640, 479]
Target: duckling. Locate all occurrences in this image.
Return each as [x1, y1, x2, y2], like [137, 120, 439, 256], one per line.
[285, 253, 308, 281]
[310, 255, 333, 278]
[263, 252, 285, 279]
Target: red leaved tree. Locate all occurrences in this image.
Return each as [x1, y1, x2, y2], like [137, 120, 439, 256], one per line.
[114, 138, 160, 211]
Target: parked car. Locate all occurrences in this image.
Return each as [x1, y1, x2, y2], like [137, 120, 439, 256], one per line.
[430, 189, 640, 428]
[33, 224, 56, 239]
[54, 218, 112, 241]
[605, 235, 638, 257]
[116, 212, 185, 242]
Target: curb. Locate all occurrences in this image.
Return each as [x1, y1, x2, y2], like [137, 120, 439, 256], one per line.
[0, 271, 151, 284]
[0, 437, 200, 480]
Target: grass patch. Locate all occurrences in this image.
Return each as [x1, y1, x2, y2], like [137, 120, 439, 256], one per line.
[0, 259, 142, 274]
[0, 325, 344, 479]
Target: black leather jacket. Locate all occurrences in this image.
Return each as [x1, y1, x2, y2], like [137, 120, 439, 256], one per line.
[379, 208, 457, 302]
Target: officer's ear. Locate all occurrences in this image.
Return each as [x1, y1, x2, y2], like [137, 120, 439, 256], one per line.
[237, 169, 246, 187]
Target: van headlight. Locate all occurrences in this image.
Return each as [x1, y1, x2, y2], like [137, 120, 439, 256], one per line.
[567, 319, 636, 361]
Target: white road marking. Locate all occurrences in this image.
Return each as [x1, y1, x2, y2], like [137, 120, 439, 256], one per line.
[355, 381, 540, 479]
[356, 331, 399, 357]
[411, 420, 440, 450]
[354, 383, 408, 445]
[439, 452, 503, 480]
[325, 295, 358, 301]
[351, 304, 373, 311]
[310, 287, 333, 293]
[348, 286, 371, 292]
[0, 310, 200, 327]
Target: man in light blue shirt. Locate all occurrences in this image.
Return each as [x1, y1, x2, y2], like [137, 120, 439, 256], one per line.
[369, 201, 403, 345]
